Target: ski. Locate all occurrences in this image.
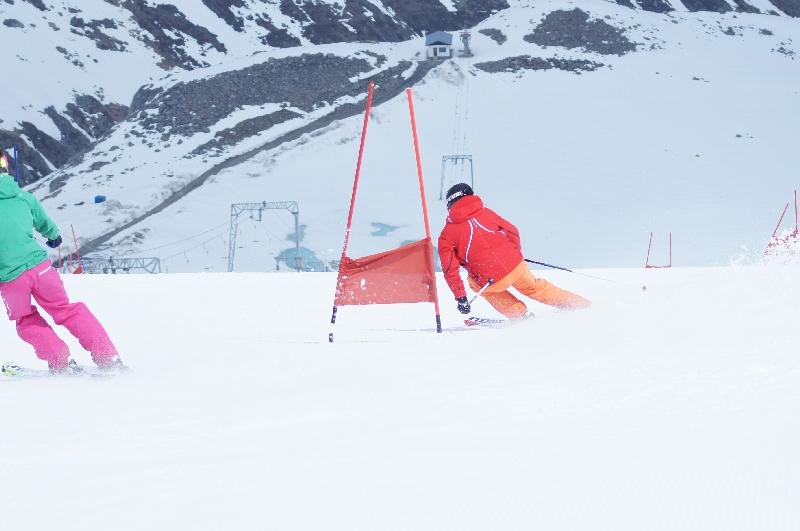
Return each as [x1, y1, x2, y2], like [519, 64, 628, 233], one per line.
[464, 316, 507, 327]
[464, 313, 534, 328]
[1, 362, 123, 379]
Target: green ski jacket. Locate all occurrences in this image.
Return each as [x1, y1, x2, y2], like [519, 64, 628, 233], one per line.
[0, 172, 59, 282]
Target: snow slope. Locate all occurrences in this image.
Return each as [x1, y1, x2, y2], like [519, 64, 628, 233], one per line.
[1, 264, 799, 530]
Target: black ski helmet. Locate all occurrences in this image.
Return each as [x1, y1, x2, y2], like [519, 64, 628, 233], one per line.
[445, 183, 474, 209]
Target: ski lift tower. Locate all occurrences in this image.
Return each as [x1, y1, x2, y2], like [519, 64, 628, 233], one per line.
[440, 155, 474, 200]
[228, 201, 300, 272]
[459, 30, 473, 57]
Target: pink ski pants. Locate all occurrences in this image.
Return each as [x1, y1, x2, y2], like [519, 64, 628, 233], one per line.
[0, 260, 117, 369]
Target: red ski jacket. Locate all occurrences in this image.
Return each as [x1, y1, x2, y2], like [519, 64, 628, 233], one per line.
[438, 195, 523, 299]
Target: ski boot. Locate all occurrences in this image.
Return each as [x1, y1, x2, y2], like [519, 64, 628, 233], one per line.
[97, 356, 128, 374]
[1, 363, 24, 376]
[49, 359, 84, 376]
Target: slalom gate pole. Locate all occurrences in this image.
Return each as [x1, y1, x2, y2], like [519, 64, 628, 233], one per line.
[329, 81, 375, 343]
[407, 87, 442, 333]
[71, 225, 84, 274]
[769, 202, 789, 240]
[524, 258, 647, 292]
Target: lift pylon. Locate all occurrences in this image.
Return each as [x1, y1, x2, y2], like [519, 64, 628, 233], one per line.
[439, 154, 474, 200]
[228, 201, 300, 272]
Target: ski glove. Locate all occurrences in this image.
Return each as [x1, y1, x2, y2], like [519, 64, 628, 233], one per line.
[46, 235, 62, 248]
[456, 296, 471, 315]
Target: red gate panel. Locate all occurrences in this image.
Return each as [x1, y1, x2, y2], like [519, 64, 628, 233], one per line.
[335, 238, 437, 306]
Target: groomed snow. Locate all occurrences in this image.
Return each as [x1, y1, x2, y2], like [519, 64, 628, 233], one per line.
[1, 264, 798, 530]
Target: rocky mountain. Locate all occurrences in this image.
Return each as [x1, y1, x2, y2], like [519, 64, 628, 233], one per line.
[2, 0, 509, 183]
[2, 0, 797, 185]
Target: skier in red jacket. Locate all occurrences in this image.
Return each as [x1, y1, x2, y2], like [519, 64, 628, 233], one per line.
[438, 183, 590, 319]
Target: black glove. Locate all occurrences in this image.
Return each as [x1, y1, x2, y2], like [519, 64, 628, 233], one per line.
[456, 296, 471, 315]
[46, 235, 62, 249]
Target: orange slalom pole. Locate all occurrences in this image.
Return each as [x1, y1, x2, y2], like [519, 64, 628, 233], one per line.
[407, 87, 442, 333]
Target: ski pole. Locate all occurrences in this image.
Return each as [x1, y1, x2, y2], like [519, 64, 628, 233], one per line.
[468, 279, 494, 305]
[524, 258, 647, 292]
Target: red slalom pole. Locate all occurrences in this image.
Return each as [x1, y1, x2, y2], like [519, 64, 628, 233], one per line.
[329, 81, 375, 343]
[770, 202, 789, 240]
[407, 88, 442, 333]
[71, 224, 84, 274]
[339, 80, 374, 262]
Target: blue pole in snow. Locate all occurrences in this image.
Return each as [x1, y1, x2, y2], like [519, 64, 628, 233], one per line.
[13, 144, 20, 183]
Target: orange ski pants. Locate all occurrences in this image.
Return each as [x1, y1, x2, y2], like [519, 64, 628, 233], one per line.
[468, 262, 591, 319]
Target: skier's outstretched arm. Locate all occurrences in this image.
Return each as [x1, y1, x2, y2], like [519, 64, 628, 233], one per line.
[22, 192, 59, 242]
[438, 234, 466, 300]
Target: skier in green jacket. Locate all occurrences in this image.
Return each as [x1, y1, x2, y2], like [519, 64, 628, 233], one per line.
[0, 149, 124, 374]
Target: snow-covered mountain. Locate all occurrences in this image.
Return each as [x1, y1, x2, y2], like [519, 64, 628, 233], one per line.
[3, 0, 796, 183]
[2, 0, 509, 182]
[4, 0, 799, 270]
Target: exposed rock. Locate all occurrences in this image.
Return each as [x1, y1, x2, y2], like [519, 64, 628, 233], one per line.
[21, 0, 46, 10]
[130, 54, 389, 140]
[681, 0, 733, 12]
[0, 94, 129, 184]
[769, 0, 800, 17]
[479, 28, 507, 45]
[731, 0, 761, 13]
[3, 19, 25, 28]
[43, 107, 92, 160]
[380, 0, 510, 34]
[201, 0, 247, 31]
[70, 17, 127, 51]
[291, 0, 410, 44]
[264, 0, 511, 45]
[253, 14, 302, 48]
[191, 109, 302, 154]
[65, 95, 129, 139]
[55, 45, 85, 67]
[627, 0, 673, 13]
[525, 9, 637, 56]
[116, 0, 227, 69]
[474, 55, 604, 74]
